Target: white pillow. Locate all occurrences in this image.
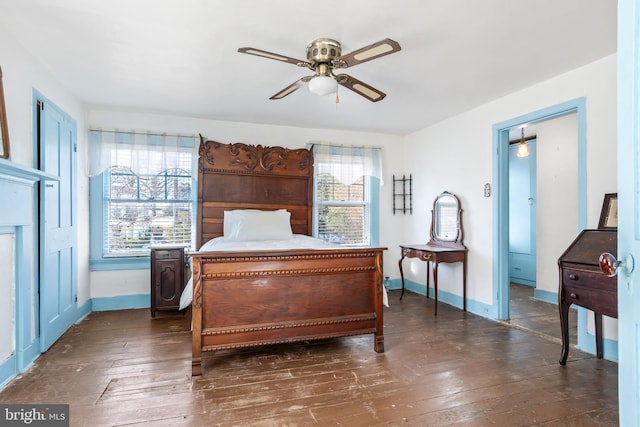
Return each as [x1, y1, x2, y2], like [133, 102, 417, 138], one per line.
[223, 209, 294, 241]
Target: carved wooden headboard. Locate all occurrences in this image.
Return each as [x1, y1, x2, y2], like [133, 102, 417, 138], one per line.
[196, 138, 314, 249]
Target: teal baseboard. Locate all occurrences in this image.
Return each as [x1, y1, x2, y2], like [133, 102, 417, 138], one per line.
[0, 355, 17, 391]
[576, 307, 619, 363]
[76, 300, 92, 323]
[511, 278, 536, 287]
[389, 278, 495, 318]
[533, 288, 557, 304]
[92, 294, 150, 311]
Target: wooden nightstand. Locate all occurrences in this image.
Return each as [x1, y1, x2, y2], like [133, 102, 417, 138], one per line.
[150, 245, 186, 317]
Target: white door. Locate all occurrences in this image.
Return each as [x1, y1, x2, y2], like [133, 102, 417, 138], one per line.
[617, 0, 640, 424]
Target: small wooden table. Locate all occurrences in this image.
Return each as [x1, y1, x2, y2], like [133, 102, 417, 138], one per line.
[398, 244, 468, 315]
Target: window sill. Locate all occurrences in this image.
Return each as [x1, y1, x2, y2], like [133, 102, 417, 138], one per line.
[90, 256, 150, 271]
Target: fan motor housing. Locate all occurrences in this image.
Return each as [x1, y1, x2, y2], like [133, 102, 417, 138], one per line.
[306, 38, 341, 64]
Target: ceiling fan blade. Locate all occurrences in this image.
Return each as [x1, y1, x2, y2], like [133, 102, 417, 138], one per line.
[270, 76, 313, 100]
[238, 47, 309, 67]
[335, 74, 387, 102]
[335, 38, 401, 68]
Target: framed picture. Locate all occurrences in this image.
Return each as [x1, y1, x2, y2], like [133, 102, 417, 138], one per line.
[0, 66, 9, 159]
[598, 193, 618, 229]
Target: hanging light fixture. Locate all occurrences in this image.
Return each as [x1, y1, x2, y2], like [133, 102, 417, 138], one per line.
[308, 76, 337, 96]
[308, 63, 337, 96]
[516, 127, 529, 158]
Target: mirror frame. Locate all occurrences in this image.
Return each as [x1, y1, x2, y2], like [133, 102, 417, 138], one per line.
[0, 66, 9, 160]
[598, 193, 617, 229]
[429, 191, 464, 247]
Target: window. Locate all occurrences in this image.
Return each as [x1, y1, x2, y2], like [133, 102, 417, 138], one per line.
[312, 144, 382, 246]
[89, 130, 197, 270]
[315, 172, 369, 244]
[104, 163, 192, 254]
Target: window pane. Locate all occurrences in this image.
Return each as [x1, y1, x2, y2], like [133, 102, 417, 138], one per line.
[166, 175, 192, 200]
[105, 163, 193, 255]
[317, 205, 366, 244]
[314, 160, 369, 246]
[106, 201, 192, 254]
[316, 174, 364, 202]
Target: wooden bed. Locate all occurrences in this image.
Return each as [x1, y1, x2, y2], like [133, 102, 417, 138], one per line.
[190, 139, 386, 375]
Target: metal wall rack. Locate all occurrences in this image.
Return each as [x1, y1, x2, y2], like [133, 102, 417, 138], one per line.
[392, 174, 412, 214]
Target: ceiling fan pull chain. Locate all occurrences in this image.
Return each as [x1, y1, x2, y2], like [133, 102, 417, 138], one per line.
[335, 85, 340, 106]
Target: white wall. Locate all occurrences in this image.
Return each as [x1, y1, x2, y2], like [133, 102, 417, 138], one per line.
[88, 110, 405, 298]
[535, 114, 579, 296]
[402, 54, 617, 318]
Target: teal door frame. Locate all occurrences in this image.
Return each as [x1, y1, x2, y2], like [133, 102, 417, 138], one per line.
[492, 97, 587, 321]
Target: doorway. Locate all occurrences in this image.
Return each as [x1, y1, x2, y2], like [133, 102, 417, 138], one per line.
[505, 116, 580, 342]
[492, 98, 587, 326]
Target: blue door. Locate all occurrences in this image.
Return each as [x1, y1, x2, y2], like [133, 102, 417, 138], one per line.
[617, 1, 640, 423]
[508, 139, 537, 286]
[37, 96, 77, 351]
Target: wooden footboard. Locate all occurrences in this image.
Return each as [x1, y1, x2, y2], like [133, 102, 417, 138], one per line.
[190, 247, 385, 376]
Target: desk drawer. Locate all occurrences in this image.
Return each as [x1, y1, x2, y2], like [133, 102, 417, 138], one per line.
[562, 269, 616, 292]
[402, 248, 433, 261]
[152, 248, 183, 260]
[562, 283, 617, 318]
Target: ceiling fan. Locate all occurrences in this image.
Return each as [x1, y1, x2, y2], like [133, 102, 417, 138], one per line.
[237, 38, 401, 102]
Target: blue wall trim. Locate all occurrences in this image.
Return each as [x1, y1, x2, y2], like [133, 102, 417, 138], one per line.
[533, 288, 557, 304]
[0, 355, 17, 391]
[92, 294, 150, 311]
[390, 279, 494, 316]
[76, 300, 92, 322]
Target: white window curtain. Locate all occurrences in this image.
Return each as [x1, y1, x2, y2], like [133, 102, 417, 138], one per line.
[311, 143, 384, 185]
[87, 129, 199, 177]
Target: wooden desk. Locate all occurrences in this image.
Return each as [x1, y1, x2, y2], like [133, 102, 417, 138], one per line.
[398, 244, 468, 315]
[558, 229, 617, 365]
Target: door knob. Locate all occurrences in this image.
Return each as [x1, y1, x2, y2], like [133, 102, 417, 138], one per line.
[599, 252, 635, 277]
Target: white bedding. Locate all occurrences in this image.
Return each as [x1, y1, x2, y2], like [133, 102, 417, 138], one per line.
[178, 234, 389, 309]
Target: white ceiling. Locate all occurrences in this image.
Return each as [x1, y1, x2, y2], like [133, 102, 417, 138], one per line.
[0, 0, 617, 136]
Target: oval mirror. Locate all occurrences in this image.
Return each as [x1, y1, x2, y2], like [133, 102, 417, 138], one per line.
[430, 191, 463, 246]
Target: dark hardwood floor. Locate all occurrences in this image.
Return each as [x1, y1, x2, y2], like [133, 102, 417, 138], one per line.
[506, 283, 578, 345]
[0, 289, 617, 426]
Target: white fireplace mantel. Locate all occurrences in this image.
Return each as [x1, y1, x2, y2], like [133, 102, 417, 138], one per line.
[0, 158, 59, 182]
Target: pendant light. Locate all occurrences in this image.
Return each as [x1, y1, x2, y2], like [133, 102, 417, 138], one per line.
[516, 127, 529, 158]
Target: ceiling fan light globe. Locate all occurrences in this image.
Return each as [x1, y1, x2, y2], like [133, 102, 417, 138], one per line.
[308, 76, 337, 96]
